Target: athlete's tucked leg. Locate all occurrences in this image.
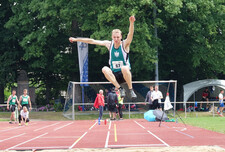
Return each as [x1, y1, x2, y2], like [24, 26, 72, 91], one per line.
[102, 66, 120, 88]
[121, 66, 137, 98]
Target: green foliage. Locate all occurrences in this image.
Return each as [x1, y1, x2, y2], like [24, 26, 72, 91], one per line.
[1, 0, 225, 103]
[53, 102, 63, 112]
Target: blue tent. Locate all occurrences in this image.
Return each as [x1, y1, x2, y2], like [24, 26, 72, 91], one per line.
[144, 110, 156, 122]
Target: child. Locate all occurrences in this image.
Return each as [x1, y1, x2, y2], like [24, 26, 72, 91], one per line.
[19, 89, 32, 110]
[19, 106, 30, 126]
[94, 90, 105, 120]
[7, 90, 20, 124]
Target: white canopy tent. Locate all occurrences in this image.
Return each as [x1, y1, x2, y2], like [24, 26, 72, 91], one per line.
[183, 79, 225, 102]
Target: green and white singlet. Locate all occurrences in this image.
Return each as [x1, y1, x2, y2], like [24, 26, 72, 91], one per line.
[21, 95, 29, 105]
[109, 40, 131, 72]
[9, 95, 17, 105]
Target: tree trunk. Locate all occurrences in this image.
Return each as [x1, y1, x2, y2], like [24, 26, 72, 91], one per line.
[45, 82, 50, 104]
[0, 84, 4, 104]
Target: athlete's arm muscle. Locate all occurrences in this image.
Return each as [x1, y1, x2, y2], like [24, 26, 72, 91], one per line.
[124, 16, 135, 53]
[69, 37, 111, 50]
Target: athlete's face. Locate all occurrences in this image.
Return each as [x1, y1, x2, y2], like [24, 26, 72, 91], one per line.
[24, 90, 27, 95]
[12, 91, 16, 95]
[112, 33, 122, 44]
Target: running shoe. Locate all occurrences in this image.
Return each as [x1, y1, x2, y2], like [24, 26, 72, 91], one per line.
[119, 87, 126, 97]
[129, 89, 137, 98]
[9, 121, 13, 124]
[25, 123, 28, 126]
[19, 123, 21, 126]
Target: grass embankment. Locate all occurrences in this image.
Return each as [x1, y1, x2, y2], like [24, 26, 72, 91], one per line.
[0, 111, 225, 133]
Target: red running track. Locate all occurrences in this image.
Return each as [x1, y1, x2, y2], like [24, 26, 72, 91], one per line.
[0, 119, 224, 151]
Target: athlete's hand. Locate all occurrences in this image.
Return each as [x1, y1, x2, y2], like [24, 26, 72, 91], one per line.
[29, 107, 32, 110]
[69, 37, 76, 43]
[129, 16, 135, 23]
[7, 106, 9, 110]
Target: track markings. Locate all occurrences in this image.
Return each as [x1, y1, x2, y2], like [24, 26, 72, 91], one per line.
[54, 122, 73, 131]
[175, 130, 194, 138]
[12, 146, 69, 150]
[134, 120, 170, 147]
[6, 132, 48, 150]
[89, 121, 97, 130]
[0, 133, 26, 143]
[69, 132, 87, 149]
[108, 144, 166, 147]
[114, 124, 117, 142]
[0, 123, 37, 133]
[105, 131, 110, 148]
[34, 122, 61, 132]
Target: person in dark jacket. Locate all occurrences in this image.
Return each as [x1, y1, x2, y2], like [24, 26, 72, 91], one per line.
[145, 85, 154, 110]
[107, 87, 118, 120]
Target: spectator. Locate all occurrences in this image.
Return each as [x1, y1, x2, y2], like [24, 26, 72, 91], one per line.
[94, 90, 105, 120]
[19, 106, 29, 126]
[145, 85, 154, 110]
[151, 86, 163, 111]
[201, 88, 210, 110]
[218, 90, 225, 116]
[107, 87, 118, 120]
[117, 89, 124, 120]
[7, 90, 21, 124]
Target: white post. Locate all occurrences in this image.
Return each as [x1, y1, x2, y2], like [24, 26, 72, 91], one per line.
[174, 81, 177, 117]
[72, 83, 75, 120]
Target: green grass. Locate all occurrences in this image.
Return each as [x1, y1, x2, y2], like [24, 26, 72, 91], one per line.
[1, 111, 225, 134]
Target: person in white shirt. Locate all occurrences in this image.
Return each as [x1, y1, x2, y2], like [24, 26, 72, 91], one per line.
[151, 86, 163, 110]
[19, 106, 30, 126]
[218, 90, 225, 116]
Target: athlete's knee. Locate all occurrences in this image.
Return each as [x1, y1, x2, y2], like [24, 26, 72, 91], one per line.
[102, 66, 111, 74]
[121, 66, 130, 74]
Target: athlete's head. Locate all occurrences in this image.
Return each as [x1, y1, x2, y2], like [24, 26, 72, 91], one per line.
[12, 90, 16, 95]
[220, 90, 224, 94]
[23, 89, 27, 95]
[99, 89, 103, 95]
[155, 85, 159, 91]
[112, 29, 122, 44]
[23, 106, 28, 112]
[150, 85, 154, 91]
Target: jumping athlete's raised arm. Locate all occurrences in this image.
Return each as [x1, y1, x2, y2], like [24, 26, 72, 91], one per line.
[69, 37, 111, 50]
[124, 16, 135, 53]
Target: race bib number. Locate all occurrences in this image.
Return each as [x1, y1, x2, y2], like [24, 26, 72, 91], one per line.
[112, 61, 123, 69]
[12, 99, 16, 103]
[23, 98, 28, 102]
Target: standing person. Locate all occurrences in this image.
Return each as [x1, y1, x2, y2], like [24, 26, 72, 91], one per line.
[107, 87, 118, 120]
[69, 16, 137, 98]
[94, 89, 105, 120]
[218, 90, 225, 116]
[19, 106, 30, 126]
[19, 89, 32, 111]
[201, 88, 210, 110]
[117, 90, 124, 120]
[7, 90, 21, 124]
[145, 85, 154, 110]
[151, 86, 163, 110]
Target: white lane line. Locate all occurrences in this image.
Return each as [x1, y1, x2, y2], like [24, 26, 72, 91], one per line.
[54, 122, 74, 131]
[0, 133, 26, 142]
[104, 131, 110, 148]
[134, 121, 146, 129]
[34, 122, 61, 131]
[108, 121, 112, 130]
[11, 146, 69, 150]
[41, 136, 80, 139]
[175, 130, 194, 138]
[89, 121, 97, 130]
[108, 144, 165, 147]
[0, 123, 37, 133]
[6, 132, 48, 150]
[69, 132, 87, 149]
[134, 120, 170, 147]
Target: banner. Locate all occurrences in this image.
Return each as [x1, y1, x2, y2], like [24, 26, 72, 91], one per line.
[77, 41, 88, 86]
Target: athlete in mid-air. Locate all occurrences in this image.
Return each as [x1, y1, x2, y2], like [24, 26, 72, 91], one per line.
[69, 16, 137, 98]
